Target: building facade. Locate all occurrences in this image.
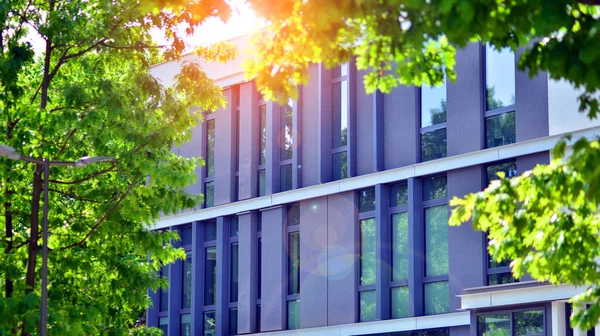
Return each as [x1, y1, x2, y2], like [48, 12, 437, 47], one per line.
[147, 35, 600, 336]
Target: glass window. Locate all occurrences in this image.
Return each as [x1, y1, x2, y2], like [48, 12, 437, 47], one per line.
[159, 316, 169, 335]
[181, 314, 191, 336]
[424, 281, 449, 315]
[486, 112, 516, 148]
[421, 78, 447, 127]
[205, 181, 214, 208]
[204, 311, 216, 336]
[392, 212, 409, 282]
[421, 128, 447, 162]
[288, 203, 300, 227]
[207, 119, 215, 177]
[332, 63, 349, 78]
[181, 226, 192, 246]
[260, 104, 267, 166]
[332, 151, 348, 181]
[229, 308, 238, 336]
[288, 232, 300, 295]
[159, 266, 168, 312]
[423, 329, 450, 336]
[205, 220, 217, 241]
[360, 218, 376, 286]
[230, 217, 239, 237]
[257, 238, 262, 299]
[230, 243, 239, 303]
[514, 310, 544, 336]
[359, 290, 377, 322]
[280, 164, 293, 192]
[256, 305, 261, 331]
[182, 251, 192, 309]
[390, 183, 408, 207]
[391, 286, 409, 319]
[423, 175, 447, 201]
[486, 45, 515, 110]
[359, 188, 376, 213]
[478, 313, 511, 336]
[487, 161, 518, 183]
[332, 81, 348, 148]
[281, 99, 294, 160]
[236, 109, 240, 172]
[425, 205, 449, 277]
[488, 272, 518, 286]
[258, 170, 266, 197]
[287, 300, 300, 330]
[204, 247, 217, 306]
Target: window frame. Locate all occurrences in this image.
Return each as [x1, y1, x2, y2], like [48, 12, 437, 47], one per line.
[476, 306, 547, 336]
[204, 114, 216, 208]
[180, 225, 193, 316]
[357, 188, 377, 322]
[331, 63, 350, 181]
[419, 79, 448, 163]
[203, 220, 218, 320]
[286, 203, 300, 330]
[279, 99, 296, 192]
[389, 181, 410, 319]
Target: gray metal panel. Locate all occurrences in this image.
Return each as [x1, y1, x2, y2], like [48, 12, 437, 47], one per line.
[146, 288, 157, 327]
[373, 90, 385, 172]
[451, 325, 472, 336]
[327, 191, 358, 325]
[299, 197, 328, 328]
[168, 227, 182, 336]
[448, 166, 486, 312]
[384, 85, 418, 170]
[191, 221, 205, 336]
[237, 211, 258, 334]
[375, 184, 391, 320]
[260, 206, 286, 331]
[179, 117, 204, 204]
[216, 217, 231, 335]
[408, 177, 424, 316]
[239, 82, 259, 200]
[517, 151, 549, 171]
[448, 43, 485, 156]
[301, 64, 320, 187]
[356, 68, 375, 176]
[516, 47, 549, 142]
[348, 59, 358, 178]
[215, 88, 236, 205]
[266, 102, 280, 194]
[318, 64, 333, 183]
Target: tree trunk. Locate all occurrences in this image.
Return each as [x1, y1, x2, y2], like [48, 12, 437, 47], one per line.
[4, 199, 13, 299]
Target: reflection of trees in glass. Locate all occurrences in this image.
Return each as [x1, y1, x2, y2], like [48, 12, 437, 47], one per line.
[424, 176, 448, 201]
[425, 205, 449, 277]
[260, 105, 267, 165]
[486, 87, 506, 110]
[421, 128, 447, 162]
[288, 232, 300, 295]
[488, 272, 517, 285]
[486, 111, 515, 148]
[360, 218, 376, 285]
[477, 313, 511, 336]
[287, 300, 300, 329]
[204, 311, 216, 336]
[333, 151, 348, 180]
[424, 281, 449, 314]
[360, 290, 376, 322]
[258, 170, 266, 196]
[183, 252, 192, 308]
[390, 183, 408, 207]
[428, 99, 447, 125]
[205, 181, 214, 207]
[207, 119, 215, 176]
[391, 286, 409, 318]
[514, 310, 544, 336]
[423, 329, 450, 336]
[392, 213, 409, 281]
[359, 188, 376, 213]
[341, 127, 348, 147]
[204, 247, 217, 305]
[486, 161, 517, 183]
[281, 101, 294, 160]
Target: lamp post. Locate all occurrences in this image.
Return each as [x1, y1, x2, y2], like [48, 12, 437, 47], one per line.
[0, 144, 115, 336]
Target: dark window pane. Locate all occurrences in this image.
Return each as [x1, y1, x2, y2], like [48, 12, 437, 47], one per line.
[423, 328, 450, 336]
[391, 286, 409, 319]
[359, 290, 377, 322]
[392, 212, 409, 282]
[260, 105, 267, 165]
[332, 81, 348, 148]
[229, 308, 238, 336]
[390, 183, 408, 207]
[159, 266, 168, 312]
[159, 317, 169, 335]
[423, 175, 447, 201]
[477, 313, 511, 336]
[181, 226, 192, 246]
[288, 203, 300, 227]
[424, 281, 449, 315]
[488, 272, 518, 285]
[205, 181, 214, 208]
[486, 111, 516, 148]
[486, 161, 518, 184]
[236, 110, 240, 171]
[425, 205, 449, 277]
[421, 128, 447, 162]
[421, 79, 447, 127]
[204, 311, 216, 336]
[280, 164, 293, 192]
[182, 251, 192, 309]
[486, 44, 515, 110]
[332, 151, 348, 181]
[257, 238, 262, 299]
[359, 188, 376, 213]
[258, 170, 266, 197]
[287, 300, 300, 330]
[230, 243, 239, 303]
[205, 220, 217, 241]
[281, 99, 294, 160]
[288, 232, 300, 295]
[514, 309, 545, 336]
[230, 217, 239, 237]
[204, 247, 217, 306]
[181, 314, 191, 336]
[257, 215, 262, 233]
[256, 305, 261, 332]
[207, 119, 215, 177]
[360, 218, 376, 286]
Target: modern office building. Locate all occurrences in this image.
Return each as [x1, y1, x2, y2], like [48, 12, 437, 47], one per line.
[147, 34, 600, 336]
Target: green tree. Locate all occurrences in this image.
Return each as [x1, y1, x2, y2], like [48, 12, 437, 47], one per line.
[0, 0, 235, 334]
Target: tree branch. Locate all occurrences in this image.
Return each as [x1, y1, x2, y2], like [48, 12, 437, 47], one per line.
[48, 165, 116, 185]
[48, 188, 103, 203]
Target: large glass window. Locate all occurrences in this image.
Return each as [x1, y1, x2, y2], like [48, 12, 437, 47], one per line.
[181, 314, 191, 336]
[422, 175, 449, 315]
[159, 266, 168, 312]
[204, 181, 214, 208]
[229, 308, 238, 336]
[332, 63, 349, 181]
[358, 187, 376, 322]
[204, 247, 217, 306]
[230, 243, 239, 302]
[287, 300, 300, 330]
[229, 216, 239, 335]
[478, 309, 545, 336]
[205, 118, 215, 208]
[204, 311, 216, 336]
[258, 103, 267, 196]
[420, 76, 447, 162]
[360, 219, 376, 286]
[159, 316, 169, 335]
[485, 44, 516, 148]
[391, 328, 450, 336]
[287, 204, 300, 330]
[390, 181, 409, 319]
[281, 99, 294, 161]
[288, 232, 300, 295]
[182, 251, 192, 309]
[332, 151, 348, 181]
[280, 164, 292, 192]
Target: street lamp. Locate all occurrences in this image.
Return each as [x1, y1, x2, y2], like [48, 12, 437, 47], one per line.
[0, 144, 115, 336]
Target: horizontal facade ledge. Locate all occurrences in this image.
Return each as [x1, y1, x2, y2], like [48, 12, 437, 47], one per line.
[459, 283, 585, 310]
[151, 125, 600, 230]
[247, 312, 470, 336]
